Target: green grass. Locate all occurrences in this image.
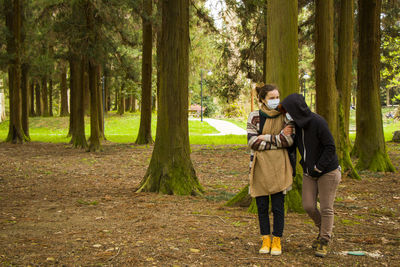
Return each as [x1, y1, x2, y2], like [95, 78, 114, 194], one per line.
[0, 112, 235, 144]
[1, 108, 398, 145]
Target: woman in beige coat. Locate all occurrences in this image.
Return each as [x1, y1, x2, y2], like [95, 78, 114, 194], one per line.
[247, 84, 294, 255]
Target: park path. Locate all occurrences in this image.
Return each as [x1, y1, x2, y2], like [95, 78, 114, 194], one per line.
[203, 118, 247, 135]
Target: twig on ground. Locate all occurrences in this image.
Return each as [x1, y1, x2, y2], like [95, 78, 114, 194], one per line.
[107, 247, 121, 262]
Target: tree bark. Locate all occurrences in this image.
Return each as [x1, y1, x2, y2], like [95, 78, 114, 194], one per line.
[69, 56, 87, 148]
[336, 0, 360, 179]
[131, 96, 136, 112]
[136, 0, 154, 144]
[315, 0, 339, 142]
[49, 78, 53, 116]
[5, 0, 27, 143]
[21, 63, 30, 139]
[88, 61, 102, 152]
[118, 83, 125, 115]
[137, 0, 203, 195]
[352, 0, 394, 172]
[60, 65, 69, 116]
[29, 79, 35, 116]
[41, 76, 49, 116]
[97, 67, 104, 140]
[35, 80, 42, 116]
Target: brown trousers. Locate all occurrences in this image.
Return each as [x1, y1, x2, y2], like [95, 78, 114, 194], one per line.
[302, 169, 341, 241]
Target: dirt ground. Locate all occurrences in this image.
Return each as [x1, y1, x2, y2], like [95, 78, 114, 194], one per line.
[0, 141, 399, 266]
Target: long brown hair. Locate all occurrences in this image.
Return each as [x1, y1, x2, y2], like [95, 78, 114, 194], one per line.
[255, 83, 280, 103]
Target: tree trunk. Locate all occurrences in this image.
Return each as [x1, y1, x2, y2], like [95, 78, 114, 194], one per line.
[136, 0, 154, 144]
[83, 70, 90, 115]
[41, 76, 49, 116]
[315, 0, 339, 142]
[118, 83, 125, 115]
[69, 56, 87, 148]
[35, 80, 42, 116]
[137, 0, 203, 195]
[114, 83, 118, 111]
[60, 65, 69, 116]
[5, 0, 27, 143]
[98, 67, 105, 140]
[336, 0, 360, 179]
[131, 96, 136, 112]
[125, 96, 131, 111]
[227, 0, 302, 212]
[88, 61, 102, 152]
[29, 79, 35, 116]
[21, 63, 30, 139]
[49, 78, 53, 116]
[352, 0, 394, 172]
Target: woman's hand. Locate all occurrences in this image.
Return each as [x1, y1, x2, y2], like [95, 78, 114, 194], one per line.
[282, 125, 294, 136]
[257, 135, 266, 141]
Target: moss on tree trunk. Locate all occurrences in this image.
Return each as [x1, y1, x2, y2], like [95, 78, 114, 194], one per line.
[336, 0, 360, 179]
[137, 0, 203, 196]
[352, 0, 394, 172]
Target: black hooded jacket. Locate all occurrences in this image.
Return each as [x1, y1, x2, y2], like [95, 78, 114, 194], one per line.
[281, 94, 339, 177]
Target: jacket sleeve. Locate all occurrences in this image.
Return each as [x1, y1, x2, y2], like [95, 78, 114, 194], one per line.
[315, 120, 337, 172]
[247, 113, 291, 151]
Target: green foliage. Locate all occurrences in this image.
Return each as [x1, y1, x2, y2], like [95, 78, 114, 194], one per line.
[221, 101, 246, 118]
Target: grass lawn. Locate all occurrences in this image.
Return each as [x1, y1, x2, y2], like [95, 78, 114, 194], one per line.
[0, 112, 247, 145]
[0, 109, 398, 144]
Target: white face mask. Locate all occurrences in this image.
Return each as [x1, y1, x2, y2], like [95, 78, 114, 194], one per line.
[266, 99, 280, 110]
[286, 113, 293, 121]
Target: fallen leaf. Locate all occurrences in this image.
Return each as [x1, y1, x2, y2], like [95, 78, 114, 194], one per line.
[190, 248, 200, 253]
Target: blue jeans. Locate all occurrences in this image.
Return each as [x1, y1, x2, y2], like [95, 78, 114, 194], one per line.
[256, 192, 285, 237]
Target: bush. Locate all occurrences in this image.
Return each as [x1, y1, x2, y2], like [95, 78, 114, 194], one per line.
[222, 102, 246, 118]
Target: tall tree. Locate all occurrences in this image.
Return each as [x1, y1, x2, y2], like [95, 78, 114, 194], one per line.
[86, 0, 103, 151]
[48, 78, 53, 116]
[137, 0, 203, 195]
[29, 80, 35, 116]
[41, 75, 49, 116]
[21, 63, 30, 138]
[226, 0, 301, 212]
[68, 55, 87, 148]
[352, 0, 394, 172]
[60, 64, 69, 116]
[5, 0, 28, 143]
[336, 0, 360, 179]
[315, 0, 338, 143]
[136, 0, 154, 144]
[34, 80, 42, 116]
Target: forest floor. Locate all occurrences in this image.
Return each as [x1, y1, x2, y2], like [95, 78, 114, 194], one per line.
[0, 142, 400, 266]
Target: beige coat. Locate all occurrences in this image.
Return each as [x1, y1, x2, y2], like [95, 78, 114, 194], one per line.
[249, 111, 293, 197]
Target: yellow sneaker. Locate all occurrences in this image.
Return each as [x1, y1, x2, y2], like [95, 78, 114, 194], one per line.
[259, 235, 271, 254]
[270, 236, 282, 256]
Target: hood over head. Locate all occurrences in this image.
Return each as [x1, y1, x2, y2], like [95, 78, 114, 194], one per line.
[281, 93, 312, 128]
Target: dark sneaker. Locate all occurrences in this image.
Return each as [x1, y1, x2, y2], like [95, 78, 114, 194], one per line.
[315, 238, 328, 257]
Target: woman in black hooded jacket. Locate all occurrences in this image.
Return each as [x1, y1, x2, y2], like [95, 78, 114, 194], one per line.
[280, 93, 341, 258]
